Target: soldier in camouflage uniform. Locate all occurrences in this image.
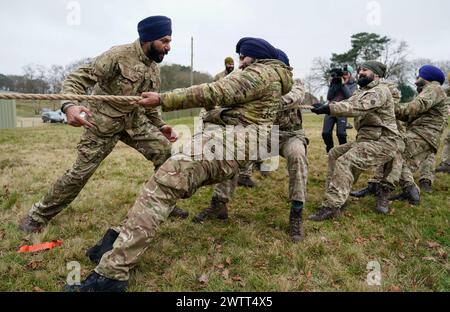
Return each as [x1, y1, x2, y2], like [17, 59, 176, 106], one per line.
[64, 37, 293, 292]
[214, 57, 235, 82]
[18, 16, 189, 234]
[422, 74, 450, 176]
[389, 65, 448, 204]
[349, 82, 406, 213]
[308, 61, 403, 221]
[194, 75, 309, 243]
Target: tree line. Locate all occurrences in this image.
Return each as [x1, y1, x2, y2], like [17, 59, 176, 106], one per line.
[306, 32, 450, 102]
[0, 59, 213, 94]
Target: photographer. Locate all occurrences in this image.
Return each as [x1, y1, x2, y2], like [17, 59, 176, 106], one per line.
[321, 65, 356, 153]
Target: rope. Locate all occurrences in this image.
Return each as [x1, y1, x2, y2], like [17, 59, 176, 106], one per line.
[0, 92, 314, 109]
[0, 93, 141, 104]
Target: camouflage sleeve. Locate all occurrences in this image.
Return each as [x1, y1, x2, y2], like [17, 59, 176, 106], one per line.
[159, 66, 269, 112]
[330, 90, 382, 117]
[282, 80, 306, 106]
[144, 108, 166, 128]
[62, 52, 117, 106]
[395, 86, 439, 121]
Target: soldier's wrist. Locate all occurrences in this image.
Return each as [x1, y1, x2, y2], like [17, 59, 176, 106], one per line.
[61, 102, 76, 113]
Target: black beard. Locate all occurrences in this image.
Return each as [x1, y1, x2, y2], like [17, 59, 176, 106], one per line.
[416, 81, 426, 94]
[146, 45, 166, 63]
[226, 67, 234, 74]
[358, 76, 374, 88]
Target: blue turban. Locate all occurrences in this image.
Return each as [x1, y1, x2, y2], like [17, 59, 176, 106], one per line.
[138, 16, 172, 42]
[419, 65, 446, 85]
[276, 49, 290, 66]
[235, 37, 278, 60]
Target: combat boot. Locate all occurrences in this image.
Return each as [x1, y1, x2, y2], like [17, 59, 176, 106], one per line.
[289, 206, 305, 243]
[237, 176, 256, 188]
[193, 195, 228, 223]
[18, 216, 45, 233]
[169, 207, 189, 219]
[435, 163, 450, 173]
[390, 185, 420, 206]
[375, 185, 391, 214]
[86, 229, 119, 264]
[418, 179, 433, 194]
[64, 271, 128, 292]
[350, 182, 379, 198]
[308, 206, 341, 222]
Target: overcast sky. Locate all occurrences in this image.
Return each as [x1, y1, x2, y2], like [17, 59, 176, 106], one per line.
[0, 0, 449, 79]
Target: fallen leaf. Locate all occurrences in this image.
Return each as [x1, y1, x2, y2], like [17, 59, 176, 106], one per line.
[437, 249, 448, 260]
[225, 257, 231, 265]
[306, 271, 312, 279]
[198, 274, 209, 284]
[217, 264, 225, 270]
[389, 286, 402, 292]
[232, 275, 242, 282]
[427, 241, 441, 249]
[27, 261, 42, 270]
[355, 237, 367, 245]
[422, 256, 436, 262]
[222, 269, 230, 279]
[33, 287, 44, 292]
[398, 254, 406, 260]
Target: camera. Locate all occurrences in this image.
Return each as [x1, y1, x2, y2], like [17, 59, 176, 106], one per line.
[330, 67, 344, 78]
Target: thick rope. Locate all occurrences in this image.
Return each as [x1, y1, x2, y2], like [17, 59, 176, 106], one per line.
[0, 93, 314, 109]
[0, 93, 141, 104]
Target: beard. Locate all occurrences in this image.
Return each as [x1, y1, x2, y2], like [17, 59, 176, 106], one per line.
[226, 66, 234, 74]
[358, 75, 374, 88]
[415, 80, 426, 94]
[146, 43, 167, 63]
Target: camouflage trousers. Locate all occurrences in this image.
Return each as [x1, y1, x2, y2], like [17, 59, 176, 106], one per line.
[323, 137, 402, 209]
[29, 109, 171, 224]
[418, 130, 450, 182]
[95, 133, 243, 281]
[396, 131, 435, 189]
[441, 131, 450, 166]
[215, 130, 308, 203]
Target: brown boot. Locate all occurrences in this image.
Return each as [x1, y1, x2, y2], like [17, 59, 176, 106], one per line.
[289, 207, 305, 243]
[18, 216, 45, 233]
[193, 195, 228, 223]
[169, 207, 189, 219]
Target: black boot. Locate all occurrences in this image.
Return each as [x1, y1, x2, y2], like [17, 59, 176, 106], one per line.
[435, 162, 450, 173]
[18, 216, 45, 233]
[289, 204, 305, 243]
[64, 271, 128, 292]
[419, 179, 433, 194]
[308, 206, 341, 222]
[390, 185, 420, 206]
[238, 176, 256, 188]
[404, 184, 421, 205]
[86, 229, 119, 264]
[375, 185, 391, 214]
[169, 207, 189, 219]
[193, 195, 228, 223]
[350, 182, 379, 198]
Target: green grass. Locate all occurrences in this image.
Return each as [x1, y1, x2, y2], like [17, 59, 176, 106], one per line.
[0, 114, 448, 292]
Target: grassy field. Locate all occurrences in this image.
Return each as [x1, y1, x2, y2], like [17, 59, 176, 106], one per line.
[0, 114, 449, 292]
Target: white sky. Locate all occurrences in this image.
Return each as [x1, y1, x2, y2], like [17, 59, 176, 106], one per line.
[0, 0, 449, 79]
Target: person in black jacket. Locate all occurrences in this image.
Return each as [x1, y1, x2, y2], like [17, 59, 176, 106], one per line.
[321, 66, 355, 153]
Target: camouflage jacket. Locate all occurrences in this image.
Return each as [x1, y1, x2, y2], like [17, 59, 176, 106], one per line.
[276, 80, 306, 131]
[62, 39, 166, 128]
[330, 79, 401, 143]
[161, 59, 293, 127]
[395, 81, 448, 151]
